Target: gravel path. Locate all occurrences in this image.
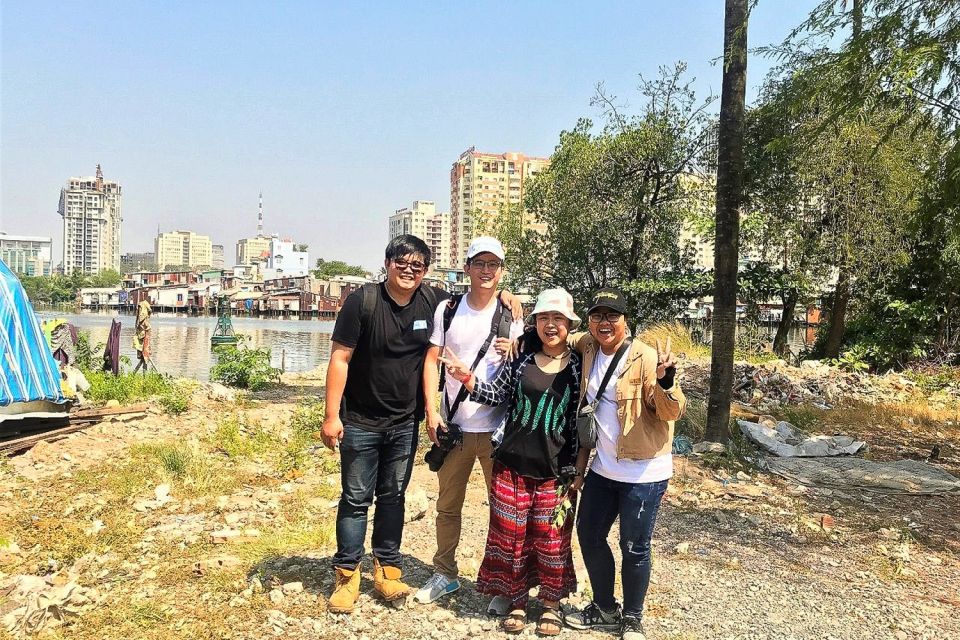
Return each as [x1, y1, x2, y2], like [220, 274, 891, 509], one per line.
[391, 459, 960, 640]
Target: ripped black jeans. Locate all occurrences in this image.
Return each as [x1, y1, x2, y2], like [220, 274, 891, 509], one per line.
[576, 472, 669, 618]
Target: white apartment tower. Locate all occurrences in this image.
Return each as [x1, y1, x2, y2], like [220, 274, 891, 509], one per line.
[155, 230, 213, 270]
[58, 165, 122, 275]
[449, 148, 548, 266]
[388, 200, 451, 269]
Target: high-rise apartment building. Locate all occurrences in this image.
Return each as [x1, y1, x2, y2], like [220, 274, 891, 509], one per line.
[155, 230, 213, 270]
[0, 233, 53, 276]
[58, 165, 122, 275]
[388, 200, 451, 269]
[449, 148, 548, 266]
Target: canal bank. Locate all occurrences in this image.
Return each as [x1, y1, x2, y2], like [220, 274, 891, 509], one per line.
[36, 311, 335, 380]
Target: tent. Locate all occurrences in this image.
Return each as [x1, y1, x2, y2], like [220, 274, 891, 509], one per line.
[0, 258, 66, 422]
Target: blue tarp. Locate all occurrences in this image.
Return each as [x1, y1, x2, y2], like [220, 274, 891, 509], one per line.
[0, 258, 64, 406]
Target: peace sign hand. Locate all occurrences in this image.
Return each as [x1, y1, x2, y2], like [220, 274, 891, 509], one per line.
[438, 347, 472, 383]
[655, 337, 676, 380]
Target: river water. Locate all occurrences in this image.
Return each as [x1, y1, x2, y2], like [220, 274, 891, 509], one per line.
[35, 311, 816, 381]
[37, 311, 334, 380]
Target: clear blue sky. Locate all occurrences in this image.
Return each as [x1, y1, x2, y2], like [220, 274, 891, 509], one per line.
[1, 0, 817, 271]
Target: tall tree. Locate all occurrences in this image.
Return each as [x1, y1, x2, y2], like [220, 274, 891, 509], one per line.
[495, 64, 715, 322]
[705, 0, 749, 443]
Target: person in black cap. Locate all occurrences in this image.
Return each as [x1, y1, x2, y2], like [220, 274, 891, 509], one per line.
[563, 287, 686, 640]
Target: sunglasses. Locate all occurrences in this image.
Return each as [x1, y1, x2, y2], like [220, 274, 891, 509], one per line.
[392, 258, 426, 274]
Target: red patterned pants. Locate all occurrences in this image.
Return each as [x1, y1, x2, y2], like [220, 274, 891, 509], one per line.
[476, 462, 577, 608]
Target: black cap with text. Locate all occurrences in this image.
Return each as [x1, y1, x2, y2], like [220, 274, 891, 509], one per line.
[587, 287, 628, 315]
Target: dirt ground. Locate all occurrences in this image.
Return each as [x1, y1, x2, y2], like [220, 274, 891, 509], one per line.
[1, 367, 958, 640]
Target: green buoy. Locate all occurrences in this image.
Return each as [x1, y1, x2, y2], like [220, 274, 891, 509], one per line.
[211, 297, 239, 346]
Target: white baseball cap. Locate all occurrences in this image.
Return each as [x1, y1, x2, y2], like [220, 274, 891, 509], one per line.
[526, 288, 581, 329]
[466, 236, 505, 261]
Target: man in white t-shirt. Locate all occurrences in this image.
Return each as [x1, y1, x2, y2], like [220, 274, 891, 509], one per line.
[414, 237, 524, 606]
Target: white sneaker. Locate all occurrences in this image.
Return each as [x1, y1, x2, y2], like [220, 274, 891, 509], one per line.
[486, 595, 511, 616]
[414, 573, 460, 604]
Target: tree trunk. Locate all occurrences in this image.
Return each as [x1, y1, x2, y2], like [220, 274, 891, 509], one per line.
[823, 264, 850, 359]
[706, 0, 749, 444]
[773, 291, 798, 356]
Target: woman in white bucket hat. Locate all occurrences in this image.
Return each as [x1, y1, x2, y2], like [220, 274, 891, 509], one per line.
[440, 288, 588, 635]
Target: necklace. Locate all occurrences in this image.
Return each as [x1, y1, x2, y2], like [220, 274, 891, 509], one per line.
[538, 348, 570, 361]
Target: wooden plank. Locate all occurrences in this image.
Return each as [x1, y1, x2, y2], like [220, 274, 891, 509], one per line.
[0, 405, 149, 454]
[0, 422, 90, 454]
[69, 403, 150, 420]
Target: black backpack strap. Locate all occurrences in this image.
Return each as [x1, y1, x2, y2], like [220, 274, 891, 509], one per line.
[444, 300, 506, 421]
[359, 283, 379, 329]
[496, 302, 514, 338]
[438, 294, 463, 392]
[443, 294, 463, 333]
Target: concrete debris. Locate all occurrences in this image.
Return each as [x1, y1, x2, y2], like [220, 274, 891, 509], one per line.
[693, 441, 727, 454]
[204, 382, 237, 402]
[765, 457, 960, 495]
[738, 418, 866, 457]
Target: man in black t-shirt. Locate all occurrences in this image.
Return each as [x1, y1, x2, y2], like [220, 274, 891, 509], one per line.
[321, 235, 447, 612]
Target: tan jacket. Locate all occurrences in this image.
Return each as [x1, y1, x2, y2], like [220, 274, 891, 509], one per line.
[572, 333, 686, 461]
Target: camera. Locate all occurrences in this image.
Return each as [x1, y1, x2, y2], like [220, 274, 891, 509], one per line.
[424, 422, 464, 472]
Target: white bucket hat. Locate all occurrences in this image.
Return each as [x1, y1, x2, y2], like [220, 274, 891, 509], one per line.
[526, 288, 581, 329]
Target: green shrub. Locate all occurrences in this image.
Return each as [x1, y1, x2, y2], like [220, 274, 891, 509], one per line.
[210, 345, 280, 390]
[85, 370, 173, 404]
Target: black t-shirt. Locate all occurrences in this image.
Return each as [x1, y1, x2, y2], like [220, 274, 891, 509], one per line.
[472, 352, 582, 479]
[332, 283, 449, 432]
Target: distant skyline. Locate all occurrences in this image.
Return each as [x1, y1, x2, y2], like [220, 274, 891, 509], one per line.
[1, 1, 818, 272]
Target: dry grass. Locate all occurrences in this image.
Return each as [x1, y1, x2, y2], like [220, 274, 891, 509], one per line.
[637, 322, 710, 359]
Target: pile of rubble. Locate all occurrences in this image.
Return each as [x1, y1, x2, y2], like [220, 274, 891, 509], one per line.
[683, 359, 944, 412]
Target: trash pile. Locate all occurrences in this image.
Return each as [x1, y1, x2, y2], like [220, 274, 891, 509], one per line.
[682, 359, 941, 411]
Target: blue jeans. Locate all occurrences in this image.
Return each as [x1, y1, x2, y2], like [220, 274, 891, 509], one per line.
[332, 422, 418, 569]
[576, 471, 668, 618]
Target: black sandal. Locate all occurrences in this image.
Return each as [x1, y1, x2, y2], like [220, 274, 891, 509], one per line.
[501, 610, 527, 634]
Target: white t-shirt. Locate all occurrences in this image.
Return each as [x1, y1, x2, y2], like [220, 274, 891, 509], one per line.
[586, 347, 673, 483]
[429, 296, 525, 433]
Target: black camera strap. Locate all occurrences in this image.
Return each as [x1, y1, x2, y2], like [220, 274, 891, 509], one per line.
[443, 302, 505, 422]
[581, 340, 631, 411]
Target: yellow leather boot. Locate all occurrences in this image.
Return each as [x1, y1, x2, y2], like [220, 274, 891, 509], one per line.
[373, 558, 411, 602]
[328, 565, 361, 613]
